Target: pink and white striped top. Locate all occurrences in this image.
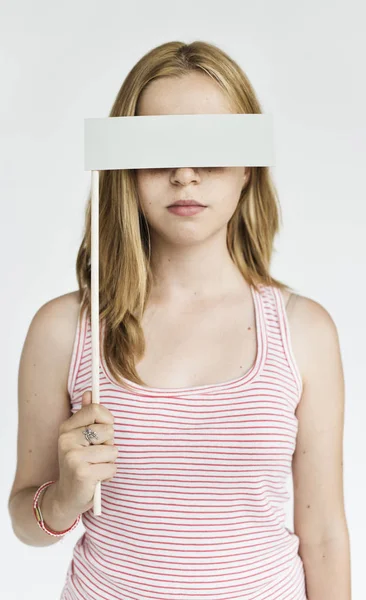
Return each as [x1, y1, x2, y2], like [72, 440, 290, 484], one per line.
[60, 283, 307, 600]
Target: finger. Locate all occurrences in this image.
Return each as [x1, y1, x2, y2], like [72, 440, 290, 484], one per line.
[78, 423, 113, 446]
[76, 444, 118, 464]
[61, 403, 114, 434]
[81, 391, 92, 406]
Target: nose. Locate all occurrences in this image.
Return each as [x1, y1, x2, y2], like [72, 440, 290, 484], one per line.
[170, 167, 200, 185]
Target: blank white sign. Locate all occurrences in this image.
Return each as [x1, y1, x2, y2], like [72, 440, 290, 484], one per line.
[84, 113, 275, 170]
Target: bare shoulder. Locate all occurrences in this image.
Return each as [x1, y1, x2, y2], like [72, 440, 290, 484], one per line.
[36, 290, 81, 341]
[31, 290, 82, 387]
[38, 289, 81, 318]
[279, 289, 340, 388]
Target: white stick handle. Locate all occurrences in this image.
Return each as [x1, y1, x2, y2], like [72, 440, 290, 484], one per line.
[91, 169, 102, 515]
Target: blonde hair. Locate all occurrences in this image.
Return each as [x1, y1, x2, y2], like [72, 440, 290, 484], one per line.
[76, 40, 295, 391]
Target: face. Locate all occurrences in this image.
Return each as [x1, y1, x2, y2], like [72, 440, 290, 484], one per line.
[135, 71, 250, 246]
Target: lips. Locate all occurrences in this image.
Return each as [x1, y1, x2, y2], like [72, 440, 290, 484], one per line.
[168, 199, 205, 207]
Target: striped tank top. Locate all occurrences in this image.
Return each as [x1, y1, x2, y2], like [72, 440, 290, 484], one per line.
[60, 283, 308, 600]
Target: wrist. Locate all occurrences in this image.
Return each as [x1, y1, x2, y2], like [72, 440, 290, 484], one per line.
[40, 481, 80, 534]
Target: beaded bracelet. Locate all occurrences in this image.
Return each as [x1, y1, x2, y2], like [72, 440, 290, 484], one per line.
[33, 480, 81, 537]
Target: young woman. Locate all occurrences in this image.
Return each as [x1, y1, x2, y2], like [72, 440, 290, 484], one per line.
[9, 40, 351, 600]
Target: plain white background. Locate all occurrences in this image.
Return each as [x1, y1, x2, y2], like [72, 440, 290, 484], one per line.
[1, 1, 365, 598]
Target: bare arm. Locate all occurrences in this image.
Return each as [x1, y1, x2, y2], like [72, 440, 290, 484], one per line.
[291, 295, 351, 599]
[8, 292, 81, 546]
[9, 482, 80, 547]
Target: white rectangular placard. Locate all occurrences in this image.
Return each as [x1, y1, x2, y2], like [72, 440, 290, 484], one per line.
[84, 113, 275, 170]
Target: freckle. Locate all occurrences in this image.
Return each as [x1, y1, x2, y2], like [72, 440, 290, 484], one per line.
[28, 449, 32, 453]
[307, 504, 310, 508]
[247, 326, 251, 330]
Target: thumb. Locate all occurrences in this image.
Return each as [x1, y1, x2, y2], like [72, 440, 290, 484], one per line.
[81, 390, 93, 406]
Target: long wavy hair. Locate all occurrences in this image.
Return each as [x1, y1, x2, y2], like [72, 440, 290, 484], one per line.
[76, 40, 296, 391]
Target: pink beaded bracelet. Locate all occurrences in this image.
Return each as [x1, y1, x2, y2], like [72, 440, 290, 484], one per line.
[33, 480, 81, 537]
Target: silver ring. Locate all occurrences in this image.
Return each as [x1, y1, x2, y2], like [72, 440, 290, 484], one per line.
[82, 427, 98, 444]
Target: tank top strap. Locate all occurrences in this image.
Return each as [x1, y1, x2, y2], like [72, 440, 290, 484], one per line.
[257, 283, 303, 402]
[67, 298, 91, 407]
